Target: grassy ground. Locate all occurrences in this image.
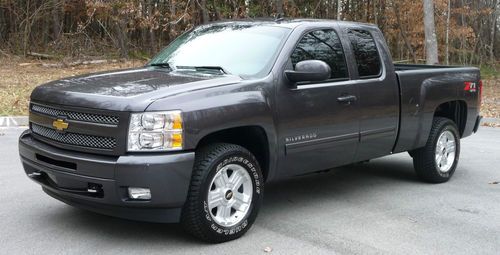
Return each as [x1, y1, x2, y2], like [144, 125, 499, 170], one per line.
[0, 57, 498, 122]
[480, 65, 500, 80]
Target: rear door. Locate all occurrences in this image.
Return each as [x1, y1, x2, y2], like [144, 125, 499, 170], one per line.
[275, 28, 360, 176]
[344, 28, 400, 161]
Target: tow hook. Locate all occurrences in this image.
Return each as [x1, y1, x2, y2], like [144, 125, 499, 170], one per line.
[28, 172, 42, 178]
[87, 183, 103, 194]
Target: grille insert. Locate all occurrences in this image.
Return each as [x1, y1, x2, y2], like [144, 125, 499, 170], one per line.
[31, 124, 117, 150]
[31, 104, 119, 125]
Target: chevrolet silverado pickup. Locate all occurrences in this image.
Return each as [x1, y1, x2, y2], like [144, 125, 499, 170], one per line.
[19, 19, 482, 243]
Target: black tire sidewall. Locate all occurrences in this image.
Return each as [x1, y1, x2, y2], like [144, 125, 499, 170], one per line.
[431, 121, 460, 179]
[198, 149, 263, 239]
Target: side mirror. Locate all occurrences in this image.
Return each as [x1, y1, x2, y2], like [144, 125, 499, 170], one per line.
[285, 60, 331, 83]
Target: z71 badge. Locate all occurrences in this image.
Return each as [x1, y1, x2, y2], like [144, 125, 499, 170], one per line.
[464, 81, 477, 92]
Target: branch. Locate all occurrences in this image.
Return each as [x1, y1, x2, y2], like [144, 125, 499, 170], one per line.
[169, 0, 192, 25]
[27, 52, 56, 59]
[0, 49, 10, 57]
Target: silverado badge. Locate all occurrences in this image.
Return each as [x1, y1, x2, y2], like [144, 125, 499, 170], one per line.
[52, 119, 69, 131]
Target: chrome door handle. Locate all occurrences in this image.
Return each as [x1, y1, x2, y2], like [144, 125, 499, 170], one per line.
[337, 95, 357, 104]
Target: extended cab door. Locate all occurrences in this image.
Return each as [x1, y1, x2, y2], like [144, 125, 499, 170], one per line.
[275, 28, 360, 176]
[343, 28, 400, 161]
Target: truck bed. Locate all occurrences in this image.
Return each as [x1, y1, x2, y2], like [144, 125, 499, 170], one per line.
[394, 63, 463, 71]
[393, 64, 481, 153]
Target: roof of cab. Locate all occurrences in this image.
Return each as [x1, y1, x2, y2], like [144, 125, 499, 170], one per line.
[204, 18, 378, 29]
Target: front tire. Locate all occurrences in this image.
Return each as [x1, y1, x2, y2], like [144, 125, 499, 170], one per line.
[181, 143, 264, 243]
[411, 117, 460, 183]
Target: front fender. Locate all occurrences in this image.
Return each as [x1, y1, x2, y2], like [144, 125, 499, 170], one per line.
[145, 84, 278, 175]
[181, 91, 276, 150]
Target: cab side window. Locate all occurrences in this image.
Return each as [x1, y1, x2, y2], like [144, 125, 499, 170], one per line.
[291, 29, 349, 80]
[347, 29, 381, 78]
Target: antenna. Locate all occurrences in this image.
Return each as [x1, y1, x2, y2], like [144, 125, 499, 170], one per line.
[275, 13, 285, 22]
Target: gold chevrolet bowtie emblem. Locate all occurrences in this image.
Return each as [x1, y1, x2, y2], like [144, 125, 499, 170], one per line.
[52, 119, 69, 131]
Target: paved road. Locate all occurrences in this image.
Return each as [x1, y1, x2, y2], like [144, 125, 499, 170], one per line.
[1, 127, 499, 255]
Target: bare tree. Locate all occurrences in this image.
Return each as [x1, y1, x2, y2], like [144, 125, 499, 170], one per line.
[276, 0, 283, 15]
[0, 0, 498, 64]
[112, 4, 129, 58]
[445, 0, 451, 65]
[147, 0, 156, 53]
[423, 0, 439, 64]
[51, 0, 61, 41]
[200, 0, 209, 24]
[337, 0, 342, 20]
[490, 0, 498, 63]
[393, 1, 417, 62]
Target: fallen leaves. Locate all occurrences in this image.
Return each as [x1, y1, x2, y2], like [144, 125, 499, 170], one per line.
[0, 57, 146, 116]
[482, 122, 500, 128]
[0, 57, 499, 122]
[263, 247, 273, 253]
[481, 79, 500, 119]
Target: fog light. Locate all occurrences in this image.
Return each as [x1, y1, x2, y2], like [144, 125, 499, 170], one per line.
[128, 187, 151, 200]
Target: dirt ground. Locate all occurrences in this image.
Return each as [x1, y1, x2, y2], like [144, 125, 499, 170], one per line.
[481, 79, 500, 118]
[0, 57, 498, 122]
[0, 57, 146, 116]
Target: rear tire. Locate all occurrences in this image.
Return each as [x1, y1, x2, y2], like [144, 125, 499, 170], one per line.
[181, 143, 264, 243]
[411, 117, 460, 183]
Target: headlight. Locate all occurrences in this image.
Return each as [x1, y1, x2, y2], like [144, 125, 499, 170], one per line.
[127, 111, 183, 151]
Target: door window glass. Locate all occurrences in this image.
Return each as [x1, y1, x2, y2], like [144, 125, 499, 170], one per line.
[347, 29, 381, 77]
[291, 29, 349, 79]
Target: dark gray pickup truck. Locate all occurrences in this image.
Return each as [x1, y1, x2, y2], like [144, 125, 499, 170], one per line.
[19, 19, 482, 242]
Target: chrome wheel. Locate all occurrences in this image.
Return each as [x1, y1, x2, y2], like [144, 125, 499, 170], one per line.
[435, 130, 456, 173]
[207, 164, 253, 227]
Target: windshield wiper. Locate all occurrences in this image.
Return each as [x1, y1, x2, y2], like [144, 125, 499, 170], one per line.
[176, 65, 230, 75]
[150, 62, 172, 69]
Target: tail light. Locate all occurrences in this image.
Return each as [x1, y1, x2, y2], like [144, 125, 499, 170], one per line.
[478, 80, 483, 109]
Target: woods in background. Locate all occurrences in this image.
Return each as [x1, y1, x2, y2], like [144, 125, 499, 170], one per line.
[0, 0, 498, 66]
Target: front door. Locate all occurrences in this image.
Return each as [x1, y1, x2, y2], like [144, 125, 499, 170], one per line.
[275, 28, 360, 176]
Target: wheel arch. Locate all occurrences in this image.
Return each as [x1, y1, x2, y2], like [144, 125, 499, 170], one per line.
[195, 126, 271, 182]
[433, 100, 467, 137]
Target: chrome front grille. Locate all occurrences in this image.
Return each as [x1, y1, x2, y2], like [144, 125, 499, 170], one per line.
[31, 124, 117, 150]
[31, 104, 119, 125]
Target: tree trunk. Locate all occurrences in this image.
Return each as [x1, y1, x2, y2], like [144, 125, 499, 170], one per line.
[147, 0, 156, 54]
[490, 0, 498, 63]
[337, 0, 342, 20]
[201, 0, 209, 24]
[276, 0, 283, 15]
[394, 1, 417, 63]
[116, 22, 128, 58]
[459, 0, 467, 65]
[51, 0, 61, 41]
[169, 0, 176, 41]
[445, 0, 451, 65]
[112, 6, 128, 58]
[423, 0, 439, 64]
[364, 0, 369, 22]
[379, 0, 385, 31]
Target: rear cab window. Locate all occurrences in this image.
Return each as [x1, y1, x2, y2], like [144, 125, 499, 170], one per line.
[291, 29, 349, 81]
[347, 29, 382, 78]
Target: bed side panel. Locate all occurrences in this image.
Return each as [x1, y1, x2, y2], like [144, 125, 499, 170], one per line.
[394, 68, 480, 153]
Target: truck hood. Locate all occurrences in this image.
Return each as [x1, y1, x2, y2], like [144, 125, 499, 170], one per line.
[31, 67, 243, 111]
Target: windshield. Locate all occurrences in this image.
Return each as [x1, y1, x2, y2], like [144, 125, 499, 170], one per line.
[149, 24, 291, 78]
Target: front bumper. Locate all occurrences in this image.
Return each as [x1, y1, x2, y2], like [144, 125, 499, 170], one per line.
[19, 130, 195, 223]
